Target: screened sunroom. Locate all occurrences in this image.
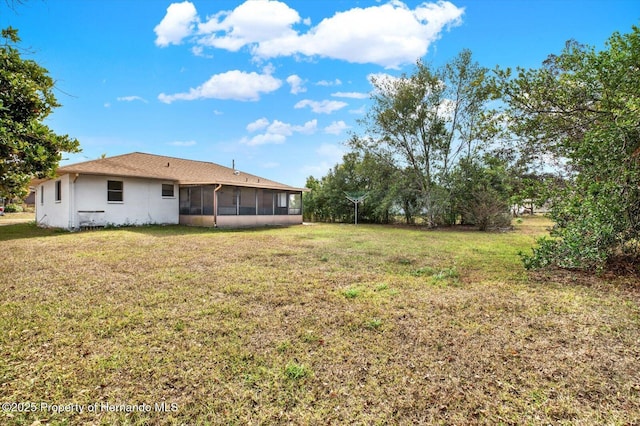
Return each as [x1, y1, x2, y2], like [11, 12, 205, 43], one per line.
[178, 185, 303, 227]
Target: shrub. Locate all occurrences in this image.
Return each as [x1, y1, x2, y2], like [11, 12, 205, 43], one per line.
[4, 203, 23, 213]
[463, 190, 512, 231]
[521, 185, 637, 272]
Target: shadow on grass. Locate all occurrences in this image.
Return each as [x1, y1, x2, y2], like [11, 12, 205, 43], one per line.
[121, 223, 298, 238]
[0, 221, 298, 241]
[0, 222, 68, 241]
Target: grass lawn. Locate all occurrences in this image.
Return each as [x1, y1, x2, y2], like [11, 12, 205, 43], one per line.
[0, 212, 35, 226]
[1, 217, 639, 425]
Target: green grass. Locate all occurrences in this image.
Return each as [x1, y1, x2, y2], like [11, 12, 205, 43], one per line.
[1, 217, 639, 425]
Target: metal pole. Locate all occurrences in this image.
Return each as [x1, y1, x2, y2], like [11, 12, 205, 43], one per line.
[355, 200, 358, 225]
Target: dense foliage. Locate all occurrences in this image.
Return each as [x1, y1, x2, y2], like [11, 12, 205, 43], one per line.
[0, 27, 79, 199]
[351, 50, 504, 226]
[306, 27, 639, 272]
[303, 151, 406, 224]
[305, 50, 513, 228]
[502, 27, 640, 271]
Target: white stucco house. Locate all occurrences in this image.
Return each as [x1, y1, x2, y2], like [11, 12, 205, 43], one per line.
[33, 152, 306, 230]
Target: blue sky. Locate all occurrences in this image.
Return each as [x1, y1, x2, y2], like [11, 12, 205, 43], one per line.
[2, 0, 638, 187]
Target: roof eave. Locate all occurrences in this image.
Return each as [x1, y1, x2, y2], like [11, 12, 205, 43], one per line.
[178, 180, 308, 192]
[55, 170, 178, 181]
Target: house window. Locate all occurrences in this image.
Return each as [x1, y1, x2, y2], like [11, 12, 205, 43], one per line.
[179, 187, 190, 214]
[257, 189, 274, 215]
[40, 186, 44, 205]
[217, 187, 237, 215]
[277, 193, 287, 208]
[162, 184, 174, 197]
[189, 186, 202, 215]
[288, 193, 302, 215]
[239, 187, 256, 215]
[275, 192, 288, 215]
[55, 180, 62, 202]
[107, 180, 123, 202]
[202, 186, 214, 215]
[179, 185, 215, 215]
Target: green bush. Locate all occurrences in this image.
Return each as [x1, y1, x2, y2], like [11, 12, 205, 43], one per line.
[4, 203, 23, 213]
[521, 185, 634, 272]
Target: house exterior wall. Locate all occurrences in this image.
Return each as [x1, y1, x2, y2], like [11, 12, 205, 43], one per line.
[36, 174, 179, 229]
[73, 175, 179, 227]
[36, 174, 72, 229]
[36, 175, 301, 230]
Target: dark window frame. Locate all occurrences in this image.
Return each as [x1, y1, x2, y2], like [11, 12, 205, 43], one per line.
[107, 180, 124, 203]
[162, 183, 175, 198]
[55, 180, 62, 203]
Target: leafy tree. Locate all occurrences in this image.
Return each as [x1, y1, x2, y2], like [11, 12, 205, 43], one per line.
[501, 26, 640, 271]
[0, 27, 80, 199]
[304, 150, 403, 224]
[302, 176, 322, 222]
[303, 156, 354, 223]
[351, 49, 499, 226]
[449, 155, 512, 230]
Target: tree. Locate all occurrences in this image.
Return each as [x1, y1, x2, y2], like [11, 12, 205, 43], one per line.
[501, 26, 640, 271]
[303, 150, 403, 224]
[449, 155, 512, 230]
[351, 50, 499, 226]
[0, 27, 80, 199]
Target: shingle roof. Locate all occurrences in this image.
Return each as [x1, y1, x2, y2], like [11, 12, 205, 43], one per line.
[54, 152, 305, 191]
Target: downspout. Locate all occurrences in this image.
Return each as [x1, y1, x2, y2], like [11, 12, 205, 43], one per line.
[69, 174, 79, 230]
[213, 184, 222, 227]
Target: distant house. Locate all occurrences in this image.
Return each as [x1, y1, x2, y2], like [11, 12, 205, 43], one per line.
[33, 152, 306, 229]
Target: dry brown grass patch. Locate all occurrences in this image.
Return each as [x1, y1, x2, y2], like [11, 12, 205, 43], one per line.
[0, 218, 639, 424]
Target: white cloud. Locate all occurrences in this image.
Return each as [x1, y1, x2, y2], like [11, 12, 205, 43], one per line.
[243, 118, 318, 146]
[257, 1, 464, 68]
[158, 70, 282, 103]
[156, 1, 464, 67]
[117, 96, 148, 103]
[286, 74, 306, 94]
[154, 1, 198, 47]
[191, 45, 213, 58]
[268, 120, 295, 137]
[324, 120, 349, 135]
[167, 140, 197, 146]
[293, 119, 318, 135]
[247, 117, 270, 132]
[331, 91, 368, 99]
[244, 133, 287, 146]
[317, 79, 342, 87]
[294, 99, 348, 114]
[196, 0, 303, 51]
[367, 72, 401, 89]
[437, 98, 457, 120]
